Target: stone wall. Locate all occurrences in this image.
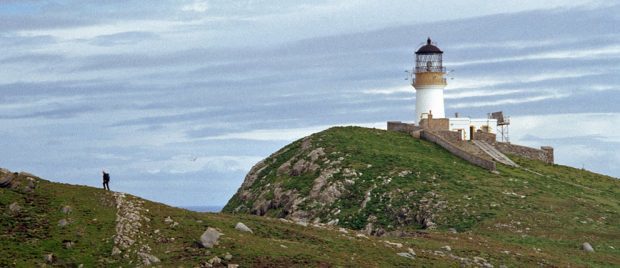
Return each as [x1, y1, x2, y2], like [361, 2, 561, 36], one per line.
[493, 142, 554, 164]
[387, 121, 422, 134]
[418, 118, 450, 132]
[421, 131, 496, 171]
[435, 130, 462, 143]
[473, 131, 496, 143]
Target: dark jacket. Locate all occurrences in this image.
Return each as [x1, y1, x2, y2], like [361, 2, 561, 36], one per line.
[103, 172, 110, 182]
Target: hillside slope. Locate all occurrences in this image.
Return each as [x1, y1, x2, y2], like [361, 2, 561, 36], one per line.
[224, 126, 620, 266]
[0, 167, 530, 267]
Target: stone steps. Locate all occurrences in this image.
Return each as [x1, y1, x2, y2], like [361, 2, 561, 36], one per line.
[473, 140, 519, 167]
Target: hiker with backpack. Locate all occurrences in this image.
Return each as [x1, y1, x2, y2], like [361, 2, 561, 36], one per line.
[102, 170, 110, 191]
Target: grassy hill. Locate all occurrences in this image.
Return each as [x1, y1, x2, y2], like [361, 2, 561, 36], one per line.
[224, 126, 620, 266]
[1, 126, 619, 267]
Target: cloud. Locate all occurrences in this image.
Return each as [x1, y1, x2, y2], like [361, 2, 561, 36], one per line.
[133, 155, 261, 174]
[204, 122, 386, 141]
[89, 31, 159, 47]
[182, 0, 209, 13]
[1, 2, 619, 208]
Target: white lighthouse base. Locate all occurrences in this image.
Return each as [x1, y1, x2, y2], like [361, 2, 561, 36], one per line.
[415, 86, 445, 122]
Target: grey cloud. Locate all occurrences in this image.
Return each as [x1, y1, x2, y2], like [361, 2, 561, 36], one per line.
[89, 31, 160, 47]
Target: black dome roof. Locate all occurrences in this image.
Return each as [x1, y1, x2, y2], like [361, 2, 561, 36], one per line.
[416, 38, 443, 54]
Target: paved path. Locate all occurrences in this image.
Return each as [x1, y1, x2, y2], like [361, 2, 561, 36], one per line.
[473, 141, 519, 167]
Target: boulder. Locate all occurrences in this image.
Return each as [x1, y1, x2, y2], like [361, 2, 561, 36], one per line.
[58, 219, 69, 227]
[9, 202, 21, 213]
[235, 222, 253, 233]
[208, 256, 221, 265]
[200, 227, 223, 248]
[61, 206, 72, 214]
[397, 252, 415, 259]
[224, 252, 233, 260]
[138, 252, 160, 265]
[111, 247, 121, 256]
[0, 173, 14, 188]
[44, 253, 55, 264]
[62, 240, 75, 249]
[441, 245, 452, 251]
[582, 242, 594, 252]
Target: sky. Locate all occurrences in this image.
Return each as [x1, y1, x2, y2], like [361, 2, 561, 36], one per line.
[1, 0, 619, 207]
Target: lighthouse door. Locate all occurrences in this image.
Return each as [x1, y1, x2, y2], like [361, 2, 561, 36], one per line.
[469, 126, 475, 140]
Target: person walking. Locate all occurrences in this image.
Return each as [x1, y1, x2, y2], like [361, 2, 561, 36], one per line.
[102, 170, 110, 191]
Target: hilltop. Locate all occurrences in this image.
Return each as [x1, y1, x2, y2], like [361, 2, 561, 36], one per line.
[1, 126, 619, 267]
[224, 126, 620, 266]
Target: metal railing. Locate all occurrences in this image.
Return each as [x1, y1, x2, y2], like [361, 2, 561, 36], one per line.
[414, 66, 446, 73]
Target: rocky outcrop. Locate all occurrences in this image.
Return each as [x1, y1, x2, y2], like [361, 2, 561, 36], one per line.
[224, 129, 452, 235]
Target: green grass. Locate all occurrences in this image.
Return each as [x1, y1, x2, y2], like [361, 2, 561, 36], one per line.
[223, 126, 620, 266]
[2, 126, 619, 266]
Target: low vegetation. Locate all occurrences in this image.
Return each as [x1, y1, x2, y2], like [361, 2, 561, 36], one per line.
[1, 127, 619, 266]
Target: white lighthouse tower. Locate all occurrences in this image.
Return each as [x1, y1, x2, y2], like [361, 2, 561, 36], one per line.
[412, 38, 446, 122]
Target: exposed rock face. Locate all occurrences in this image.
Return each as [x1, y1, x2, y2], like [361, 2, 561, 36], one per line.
[223, 128, 452, 235]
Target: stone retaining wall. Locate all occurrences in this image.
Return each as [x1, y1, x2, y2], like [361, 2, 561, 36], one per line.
[435, 130, 462, 143]
[421, 131, 496, 171]
[473, 131, 496, 143]
[493, 142, 554, 164]
[387, 121, 422, 134]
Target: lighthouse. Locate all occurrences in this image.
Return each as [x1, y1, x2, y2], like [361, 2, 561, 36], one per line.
[412, 38, 446, 122]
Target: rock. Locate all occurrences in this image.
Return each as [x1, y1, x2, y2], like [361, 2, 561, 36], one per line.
[408, 248, 416, 256]
[58, 219, 69, 227]
[61, 205, 72, 214]
[235, 222, 253, 233]
[62, 240, 75, 249]
[0, 172, 14, 188]
[208, 256, 221, 265]
[441, 245, 452, 251]
[138, 252, 160, 265]
[397, 252, 415, 259]
[327, 219, 339, 225]
[224, 252, 233, 260]
[291, 159, 308, 176]
[228, 264, 239, 268]
[200, 227, 223, 248]
[171, 221, 179, 228]
[164, 216, 173, 223]
[448, 228, 457, 234]
[384, 241, 403, 248]
[44, 253, 55, 264]
[582, 242, 594, 252]
[111, 247, 121, 256]
[9, 202, 21, 213]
